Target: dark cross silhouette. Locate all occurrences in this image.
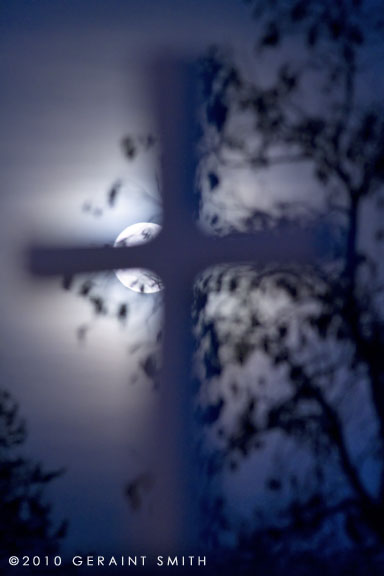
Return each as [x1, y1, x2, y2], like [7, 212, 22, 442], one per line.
[29, 60, 332, 553]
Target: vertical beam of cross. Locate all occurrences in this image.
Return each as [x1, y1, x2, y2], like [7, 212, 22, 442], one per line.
[28, 58, 335, 554]
[148, 60, 200, 554]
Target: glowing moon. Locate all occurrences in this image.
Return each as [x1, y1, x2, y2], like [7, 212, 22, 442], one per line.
[114, 222, 163, 293]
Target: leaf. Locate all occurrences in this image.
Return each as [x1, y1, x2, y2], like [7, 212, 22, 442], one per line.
[208, 172, 220, 190]
[267, 478, 282, 491]
[201, 398, 224, 425]
[79, 281, 93, 296]
[207, 97, 228, 132]
[118, 303, 128, 322]
[260, 22, 280, 48]
[121, 136, 136, 159]
[290, 1, 307, 22]
[142, 354, 157, 379]
[235, 341, 252, 365]
[91, 296, 105, 315]
[229, 277, 238, 292]
[108, 180, 122, 207]
[62, 275, 73, 291]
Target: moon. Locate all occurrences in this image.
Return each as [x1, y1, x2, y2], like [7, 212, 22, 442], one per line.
[114, 222, 163, 293]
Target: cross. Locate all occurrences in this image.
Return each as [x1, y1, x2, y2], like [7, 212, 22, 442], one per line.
[28, 59, 332, 555]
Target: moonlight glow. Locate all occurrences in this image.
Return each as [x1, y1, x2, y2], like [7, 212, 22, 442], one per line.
[114, 222, 163, 293]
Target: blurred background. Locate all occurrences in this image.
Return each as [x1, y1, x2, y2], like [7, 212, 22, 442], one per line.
[1, 1, 384, 574]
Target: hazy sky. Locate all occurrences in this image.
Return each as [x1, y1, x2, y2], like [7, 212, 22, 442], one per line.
[0, 0, 256, 556]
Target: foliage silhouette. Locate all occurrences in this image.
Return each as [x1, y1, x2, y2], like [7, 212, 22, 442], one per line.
[0, 388, 66, 566]
[191, 0, 384, 567]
